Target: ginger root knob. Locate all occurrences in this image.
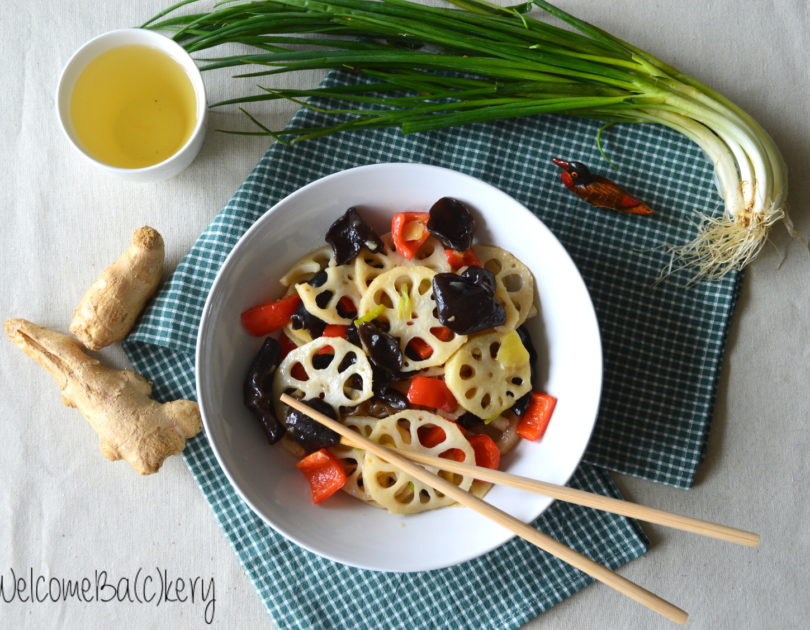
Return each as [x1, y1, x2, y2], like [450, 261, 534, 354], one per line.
[5, 318, 201, 475]
[70, 226, 165, 350]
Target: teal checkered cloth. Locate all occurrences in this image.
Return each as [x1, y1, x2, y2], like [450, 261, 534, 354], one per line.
[123, 69, 739, 629]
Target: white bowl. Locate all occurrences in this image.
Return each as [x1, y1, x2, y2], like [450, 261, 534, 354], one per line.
[56, 28, 207, 182]
[196, 163, 602, 572]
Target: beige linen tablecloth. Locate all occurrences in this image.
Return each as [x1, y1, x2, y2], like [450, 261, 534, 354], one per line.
[1, 1, 807, 628]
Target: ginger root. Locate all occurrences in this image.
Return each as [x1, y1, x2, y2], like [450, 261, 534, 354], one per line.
[70, 226, 164, 350]
[5, 318, 201, 475]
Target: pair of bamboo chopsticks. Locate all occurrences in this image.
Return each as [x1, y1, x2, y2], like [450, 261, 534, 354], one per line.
[281, 395, 759, 624]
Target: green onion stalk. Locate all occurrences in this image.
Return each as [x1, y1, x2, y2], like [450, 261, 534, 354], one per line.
[145, 0, 797, 281]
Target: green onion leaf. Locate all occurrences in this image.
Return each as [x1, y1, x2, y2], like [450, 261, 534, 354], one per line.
[354, 303, 387, 326]
[397, 285, 412, 319]
[144, 0, 794, 281]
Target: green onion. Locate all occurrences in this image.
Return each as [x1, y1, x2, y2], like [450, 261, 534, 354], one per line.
[147, 0, 798, 281]
[397, 285, 412, 319]
[354, 303, 387, 325]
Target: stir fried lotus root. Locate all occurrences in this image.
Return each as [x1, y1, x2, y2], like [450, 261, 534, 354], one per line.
[328, 416, 381, 504]
[333, 414, 492, 506]
[244, 204, 544, 511]
[445, 331, 532, 418]
[296, 263, 362, 325]
[272, 337, 373, 420]
[354, 233, 450, 293]
[280, 245, 333, 287]
[362, 411, 476, 514]
[280, 246, 331, 344]
[279, 245, 362, 342]
[475, 246, 536, 331]
[359, 266, 466, 371]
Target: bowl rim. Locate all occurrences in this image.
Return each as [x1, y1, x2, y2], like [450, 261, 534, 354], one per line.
[195, 162, 603, 572]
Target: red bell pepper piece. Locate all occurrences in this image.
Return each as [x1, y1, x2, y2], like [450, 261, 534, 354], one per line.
[391, 212, 430, 260]
[338, 296, 357, 315]
[426, 418, 466, 461]
[279, 332, 298, 359]
[291, 362, 309, 381]
[467, 434, 501, 470]
[516, 393, 557, 441]
[407, 328, 453, 360]
[439, 448, 466, 462]
[430, 326, 453, 341]
[417, 424, 447, 448]
[445, 248, 481, 270]
[322, 324, 349, 338]
[283, 335, 309, 380]
[407, 376, 457, 413]
[407, 337, 434, 360]
[317, 324, 349, 354]
[295, 448, 347, 504]
[241, 294, 301, 337]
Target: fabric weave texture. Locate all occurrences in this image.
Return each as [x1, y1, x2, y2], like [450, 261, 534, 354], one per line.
[123, 69, 739, 630]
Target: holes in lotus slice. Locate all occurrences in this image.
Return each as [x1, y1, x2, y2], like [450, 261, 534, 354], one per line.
[475, 245, 535, 331]
[362, 411, 475, 514]
[445, 331, 531, 418]
[359, 266, 466, 370]
[280, 245, 333, 287]
[354, 233, 450, 294]
[296, 261, 362, 325]
[272, 337, 373, 420]
[407, 234, 450, 269]
[329, 416, 380, 504]
[277, 285, 314, 345]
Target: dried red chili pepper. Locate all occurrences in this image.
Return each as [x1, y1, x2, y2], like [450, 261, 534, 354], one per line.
[551, 158, 653, 215]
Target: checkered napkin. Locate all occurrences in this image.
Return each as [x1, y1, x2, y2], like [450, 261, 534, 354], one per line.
[123, 69, 740, 629]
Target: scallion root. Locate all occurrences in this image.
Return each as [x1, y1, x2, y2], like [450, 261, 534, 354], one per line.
[659, 207, 784, 285]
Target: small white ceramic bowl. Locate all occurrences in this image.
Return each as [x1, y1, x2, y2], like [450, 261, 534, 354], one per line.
[196, 163, 603, 572]
[56, 28, 207, 182]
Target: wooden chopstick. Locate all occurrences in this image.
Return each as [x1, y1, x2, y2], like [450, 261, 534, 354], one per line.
[338, 437, 760, 547]
[281, 395, 689, 625]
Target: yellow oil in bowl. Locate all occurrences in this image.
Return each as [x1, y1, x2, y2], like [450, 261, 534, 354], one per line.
[69, 44, 197, 169]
